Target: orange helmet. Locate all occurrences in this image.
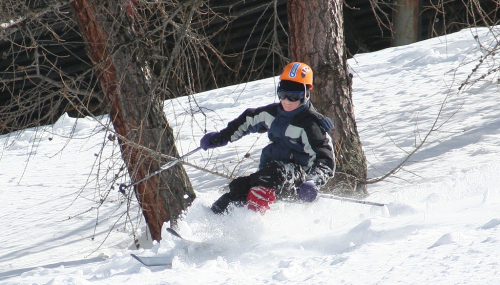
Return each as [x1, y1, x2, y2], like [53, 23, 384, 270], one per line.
[280, 62, 313, 88]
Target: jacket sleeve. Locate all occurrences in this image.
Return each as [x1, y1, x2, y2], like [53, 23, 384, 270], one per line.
[303, 122, 335, 187]
[219, 103, 277, 143]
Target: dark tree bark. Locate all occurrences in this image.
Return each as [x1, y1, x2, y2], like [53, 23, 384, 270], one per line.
[70, 0, 195, 241]
[288, 0, 368, 197]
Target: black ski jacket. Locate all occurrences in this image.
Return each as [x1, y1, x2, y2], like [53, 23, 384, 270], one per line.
[219, 102, 335, 186]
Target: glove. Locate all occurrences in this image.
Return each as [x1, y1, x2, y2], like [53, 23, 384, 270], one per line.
[298, 181, 318, 202]
[246, 185, 276, 214]
[200, 132, 227, 150]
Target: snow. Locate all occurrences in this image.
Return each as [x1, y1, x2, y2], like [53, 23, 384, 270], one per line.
[2, 26, 500, 284]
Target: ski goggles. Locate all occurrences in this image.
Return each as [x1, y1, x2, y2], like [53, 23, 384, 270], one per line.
[277, 88, 305, 102]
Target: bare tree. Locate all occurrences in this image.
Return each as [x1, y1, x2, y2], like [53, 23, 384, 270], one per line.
[65, 0, 197, 242]
[0, 0, 235, 242]
[287, 0, 368, 197]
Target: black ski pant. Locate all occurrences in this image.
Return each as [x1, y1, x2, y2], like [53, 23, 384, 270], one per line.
[211, 161, 305, 214]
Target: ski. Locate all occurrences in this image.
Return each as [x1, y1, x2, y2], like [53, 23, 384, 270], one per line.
[130, 253, 172, 267]
[167, 228, 211, 245]
[318, 193, 386, 207]
[166, 227, 185, 240]
[131, 228, 210, 267]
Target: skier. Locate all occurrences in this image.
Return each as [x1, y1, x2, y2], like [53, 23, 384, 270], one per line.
[200, 62, 335, 214]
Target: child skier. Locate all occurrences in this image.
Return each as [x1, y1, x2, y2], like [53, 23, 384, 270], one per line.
[200, 62, 335, 214]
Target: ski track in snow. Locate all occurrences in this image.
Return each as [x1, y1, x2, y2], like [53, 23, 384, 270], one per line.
[1, 27, 500, 284]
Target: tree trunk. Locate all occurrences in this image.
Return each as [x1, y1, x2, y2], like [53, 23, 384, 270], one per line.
[70, 0, 195, 241]
[288, 0, 368, 197]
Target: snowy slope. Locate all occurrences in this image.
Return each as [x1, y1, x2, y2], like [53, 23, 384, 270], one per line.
[1, 26, 500, 284]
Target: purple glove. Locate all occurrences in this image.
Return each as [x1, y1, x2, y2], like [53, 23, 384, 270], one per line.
[298, 181, 318, 202]
[200, 132, 228, 150]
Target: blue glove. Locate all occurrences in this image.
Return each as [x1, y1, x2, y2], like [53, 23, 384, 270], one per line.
[298, 181, 318, 202]
[200, 132, 228, 150]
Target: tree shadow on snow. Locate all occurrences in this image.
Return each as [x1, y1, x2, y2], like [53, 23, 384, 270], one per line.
[0, 256, 106, 281]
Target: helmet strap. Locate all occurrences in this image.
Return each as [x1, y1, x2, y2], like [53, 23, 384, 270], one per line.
[301, 88, 311, 105]
[303, 83, 310, 102]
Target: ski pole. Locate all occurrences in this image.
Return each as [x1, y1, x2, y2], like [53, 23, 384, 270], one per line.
[318, 193, 386, 207]
[119, 147, 202, 193]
